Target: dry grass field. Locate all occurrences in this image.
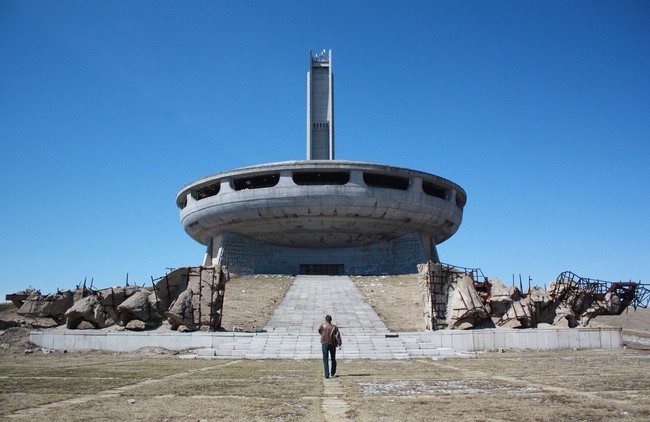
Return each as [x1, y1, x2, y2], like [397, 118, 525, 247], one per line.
[1, 348, 649, 421]
[1, 274, 649, 420]
[351, 274, 427, 332]
[220, 274, 294, 332]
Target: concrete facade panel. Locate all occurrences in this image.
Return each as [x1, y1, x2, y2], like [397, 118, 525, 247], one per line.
[524, 331, 538, 349]
[216, 231, 429, 275]
[546, 330, 559, 349]
[51, 333, 65, 350]
[558, 331, 571, 349]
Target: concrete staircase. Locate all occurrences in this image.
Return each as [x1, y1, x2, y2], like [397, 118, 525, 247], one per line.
[193, 275, 471, 359]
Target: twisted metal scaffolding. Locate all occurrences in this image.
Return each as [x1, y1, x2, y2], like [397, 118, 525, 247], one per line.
[552, 271, 649, 311]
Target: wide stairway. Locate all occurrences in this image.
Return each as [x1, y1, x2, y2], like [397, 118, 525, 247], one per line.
[252, 275, 409, 359]
[194, 275, 467, 359]
[197, 275, 413, 359]
[265, 275, 389, 335]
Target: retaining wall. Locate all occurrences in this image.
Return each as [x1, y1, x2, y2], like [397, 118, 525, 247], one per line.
[30, 327, 622, 356]
[398, 327, 622, 352]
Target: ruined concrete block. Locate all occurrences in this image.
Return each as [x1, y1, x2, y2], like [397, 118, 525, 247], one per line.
[166, 266, 228, 332]
[446, 274, 489, 329]
[125, 319, 147, 331]
[118, 290, 159, 324]
[65, 295, 113, 329]
[17, 290, 74, 323]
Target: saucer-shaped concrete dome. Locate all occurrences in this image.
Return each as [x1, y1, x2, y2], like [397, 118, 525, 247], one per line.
[176, 160, 466, 250]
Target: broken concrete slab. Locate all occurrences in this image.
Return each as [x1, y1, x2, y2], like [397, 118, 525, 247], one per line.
[17, 289, 74, 323]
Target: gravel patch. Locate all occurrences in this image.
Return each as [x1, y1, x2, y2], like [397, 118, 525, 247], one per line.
[358, 379, 540, 396]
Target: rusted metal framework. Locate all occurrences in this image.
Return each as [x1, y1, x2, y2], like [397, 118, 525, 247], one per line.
[552, 271, 649, 311]
[439, 262, 490, 301]
[5, 293, 29, 309]
[192, 266, 227, 330]
[422, 263, 648, 331]
[424, 262, 489, 330]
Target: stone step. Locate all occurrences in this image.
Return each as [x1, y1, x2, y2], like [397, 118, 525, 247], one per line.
[190, 336, 473, 360]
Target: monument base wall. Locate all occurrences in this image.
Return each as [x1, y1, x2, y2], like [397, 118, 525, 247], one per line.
[30, 327, 623, 357]
[216, 231, 433, 275]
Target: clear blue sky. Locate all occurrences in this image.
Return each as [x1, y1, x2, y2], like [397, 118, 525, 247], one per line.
[1, 1, 648, 300]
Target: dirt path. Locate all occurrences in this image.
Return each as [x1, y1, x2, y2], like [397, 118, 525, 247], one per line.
[322, 377, 353, 421]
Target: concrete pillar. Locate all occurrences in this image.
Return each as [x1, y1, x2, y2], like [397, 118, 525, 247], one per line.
[202, 238, 214, 266]
[277, 170, 295, 187]
[220, 178, 234, 193]
[347, 170, 365, 187]
[420, 232, 440, 262]
[410, 177, 423, 193]
[431, 242, 440, 262]
[202, 235, 223, 266]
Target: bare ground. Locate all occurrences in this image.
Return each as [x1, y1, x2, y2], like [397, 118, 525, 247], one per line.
[350, 274, 427, 332]
[220, 274, 294, 332]
[589, 307, 650, 335]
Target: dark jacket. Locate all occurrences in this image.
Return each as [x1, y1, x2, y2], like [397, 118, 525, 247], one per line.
[318, 322, 342, 347]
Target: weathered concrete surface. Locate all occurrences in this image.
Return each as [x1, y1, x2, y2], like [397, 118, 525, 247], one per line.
[165, 266, 227, 332]
[446, 274, 488, 329]
[150, 267, 190, 310]
[17, 289, 74, 323]
[28, 327, 623, 355]
[117, 290, 158, 326]
[64, 286, 141, 329]
[215, 231, 430, 276]
[65, 295, 113, 329]
[178, 161, 466, 275]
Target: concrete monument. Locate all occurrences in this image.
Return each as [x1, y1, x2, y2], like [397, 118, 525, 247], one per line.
[176, 50, 467, 275]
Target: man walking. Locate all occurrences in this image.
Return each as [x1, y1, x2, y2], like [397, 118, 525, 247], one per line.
[318, 315, 342, 378]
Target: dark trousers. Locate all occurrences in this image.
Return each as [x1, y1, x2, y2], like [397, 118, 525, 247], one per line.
[321, 343, 337, 377]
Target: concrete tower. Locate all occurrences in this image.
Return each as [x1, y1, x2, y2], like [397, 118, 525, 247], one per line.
[306, 49, 334, 160]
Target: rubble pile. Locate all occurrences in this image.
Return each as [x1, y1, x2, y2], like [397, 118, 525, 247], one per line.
[418, 262, 645, 331]
[8, 266, 228, 332]
[65, 285, 141, 329]
[17, 288, 75, 324]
